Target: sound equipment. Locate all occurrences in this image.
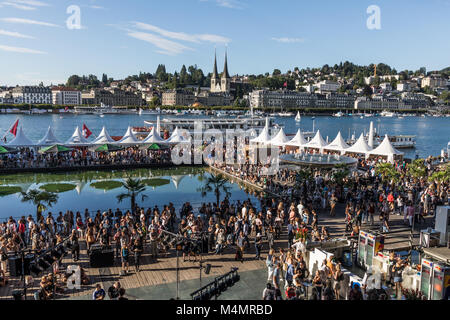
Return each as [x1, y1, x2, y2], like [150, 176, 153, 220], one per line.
[8, 254, 34, 277]
[89, 248, 114, 268]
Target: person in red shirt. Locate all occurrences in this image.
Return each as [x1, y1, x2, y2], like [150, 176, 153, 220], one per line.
[18, 217, 27, 247]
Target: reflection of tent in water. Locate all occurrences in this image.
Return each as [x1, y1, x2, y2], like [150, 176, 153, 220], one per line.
[75, 181, 86, 195]
[13, 183, 34, 193]
[171, 175, 186, 189]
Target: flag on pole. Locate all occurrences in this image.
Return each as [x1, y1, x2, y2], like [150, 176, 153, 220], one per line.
[9, 119, 19, 137]
[82, 123, 92, 138]
[283, 81, 287, 88]
[65, 106, 69, 112]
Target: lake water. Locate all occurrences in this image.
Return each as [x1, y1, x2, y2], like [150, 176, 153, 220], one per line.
[0, 113, 448, 159]
[0, 167, 262, 221]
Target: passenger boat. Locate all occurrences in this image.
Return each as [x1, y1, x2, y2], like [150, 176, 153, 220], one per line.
[141, 117, 283, 136]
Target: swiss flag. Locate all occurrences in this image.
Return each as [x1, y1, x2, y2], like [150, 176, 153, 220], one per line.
[9, 119, 19, 137]
[82, 123, 92, 139]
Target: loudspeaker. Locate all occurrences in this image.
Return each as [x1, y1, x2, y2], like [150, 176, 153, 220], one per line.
[89, 249, 114, 268]
[8, 256, 21, 277]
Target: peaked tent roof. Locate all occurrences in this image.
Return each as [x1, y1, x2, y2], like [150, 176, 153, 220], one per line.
[283, 129, 307, 147]
[305, 130, 328, 149]
[166, 127, 190, 144]
[345, 133, 372, 154]
[250, 126, 271, 145]
[37, 126, 61, 146]
[118, 126, 140, 145]
[270, 128, 289, 146]
[142, 127, 167, 144]
[65, 126, 89, 145]
[368, 135, 404, 156]
[7, 126, 35, 147]
[324, 131, 350, 152]
[92, 126, 115, 144]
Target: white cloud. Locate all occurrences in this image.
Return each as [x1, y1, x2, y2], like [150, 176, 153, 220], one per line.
[1, 1, 36, 10]
[271, 37, 305, 43]
[133, 22, 230, 44]
[12, 0, 49, 6]
[88, 5, 104, 9]
[0, 29, 35, 39]
[0, 17, 59, 27]
[127, 31, 193, 56]
[0, 44, 45, 54]
[216, 0, 243, 9]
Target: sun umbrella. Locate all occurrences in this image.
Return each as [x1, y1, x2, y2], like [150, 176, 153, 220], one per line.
[38, 144, 72, 154]
[90, 144, 123, 152]
[0, 146, 18, 154]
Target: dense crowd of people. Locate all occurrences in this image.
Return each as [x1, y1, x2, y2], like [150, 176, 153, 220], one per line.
[0, 147, 171, 169]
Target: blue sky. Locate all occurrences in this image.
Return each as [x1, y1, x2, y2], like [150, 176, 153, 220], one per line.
[0, 0, 449, 85]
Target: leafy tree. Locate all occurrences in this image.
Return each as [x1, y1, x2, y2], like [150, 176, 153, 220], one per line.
[197, 173, 231, 207]
[332, 163, 350, 186]
[407, 159, 427, 180]
[376, 163, 400, 183]
[102, 73, 108, 84]
[116, 178, 147, 213]
[20, 189, 58, 222]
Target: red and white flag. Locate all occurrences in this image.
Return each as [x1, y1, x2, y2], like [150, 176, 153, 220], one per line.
[283, 81, 287, 88]
[9, 119, 19, 137]
[82, 123, 92, 139]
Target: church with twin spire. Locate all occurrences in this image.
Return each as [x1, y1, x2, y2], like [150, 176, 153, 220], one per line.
[210, 50, 231, 94]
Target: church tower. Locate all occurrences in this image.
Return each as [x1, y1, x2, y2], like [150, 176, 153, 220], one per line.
[220, 50, 231, 93]
[210, 50, 220, 93]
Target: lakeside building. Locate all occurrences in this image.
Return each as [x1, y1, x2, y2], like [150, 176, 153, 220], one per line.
[162, 89, 195, 106]
[354, 93, 431, 110]
[249, 90, 354, 109]
[51, 86, 82, 105]
[81, 88, 143, 106]
[0, 91, 23, 104]
[316, 80, 340, 93]
[11, 86, 52, 104]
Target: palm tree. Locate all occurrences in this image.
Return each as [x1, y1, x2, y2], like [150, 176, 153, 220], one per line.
[197, 173, 231, 207]
[407, 159, 427, 181]
[376, 162, 400, 184]
[332, 163, 350, 186]
[116, 178, 147, 213]
[20, 189, 59, 222]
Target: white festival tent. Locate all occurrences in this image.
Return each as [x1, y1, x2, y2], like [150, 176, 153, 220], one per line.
[91, 126, 116, 144]
[250, 126, 271, 145]
[142, 127, 167, 144]
[118, 126, 140, 145]
[7, 126, 35, 147]
[344, 133, 372, 155]
[324, 131, 350, 154]
[166, 127, 190, 144]
[283, 129, 307, 148]
[269, 128, 289, 146]
[368, 134, 404, 163]
[65, 126, 89, 146]
[37, 126, 61, 146]
[304, 130, 328, 151]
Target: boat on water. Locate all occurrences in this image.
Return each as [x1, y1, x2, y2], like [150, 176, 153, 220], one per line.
[333, 111, 344, 118]
[140, 116, 283, 136]
[278, 111, 294, 117]
[295, 111, 301, 122]
[380, 110, 396, 117]
[347, 133, 416, 149]
[74, 103, 137, 115]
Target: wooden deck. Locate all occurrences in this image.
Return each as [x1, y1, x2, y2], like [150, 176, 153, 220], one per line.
[0, 201, 434, 300]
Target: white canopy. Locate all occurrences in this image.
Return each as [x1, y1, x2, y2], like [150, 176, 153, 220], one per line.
[142, 127, 167, 144]
[324, 131, 350, 152]
[283, 129, 307, 147]
[37, 126, 61, 146]
[118, 126, 140, 145]
[171, 175, 185, 189]
[91, 126, 115, 144]
[166, 127, 190, 144]
[368, 135, 404, 160]
[344, 133, 372, 154]
[269, 128, 289, 146]
[7, 126, 35, 147]
[65, 126, 89, 146]
[250, 126, 271, 145]
[305, 130, 328, 149]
